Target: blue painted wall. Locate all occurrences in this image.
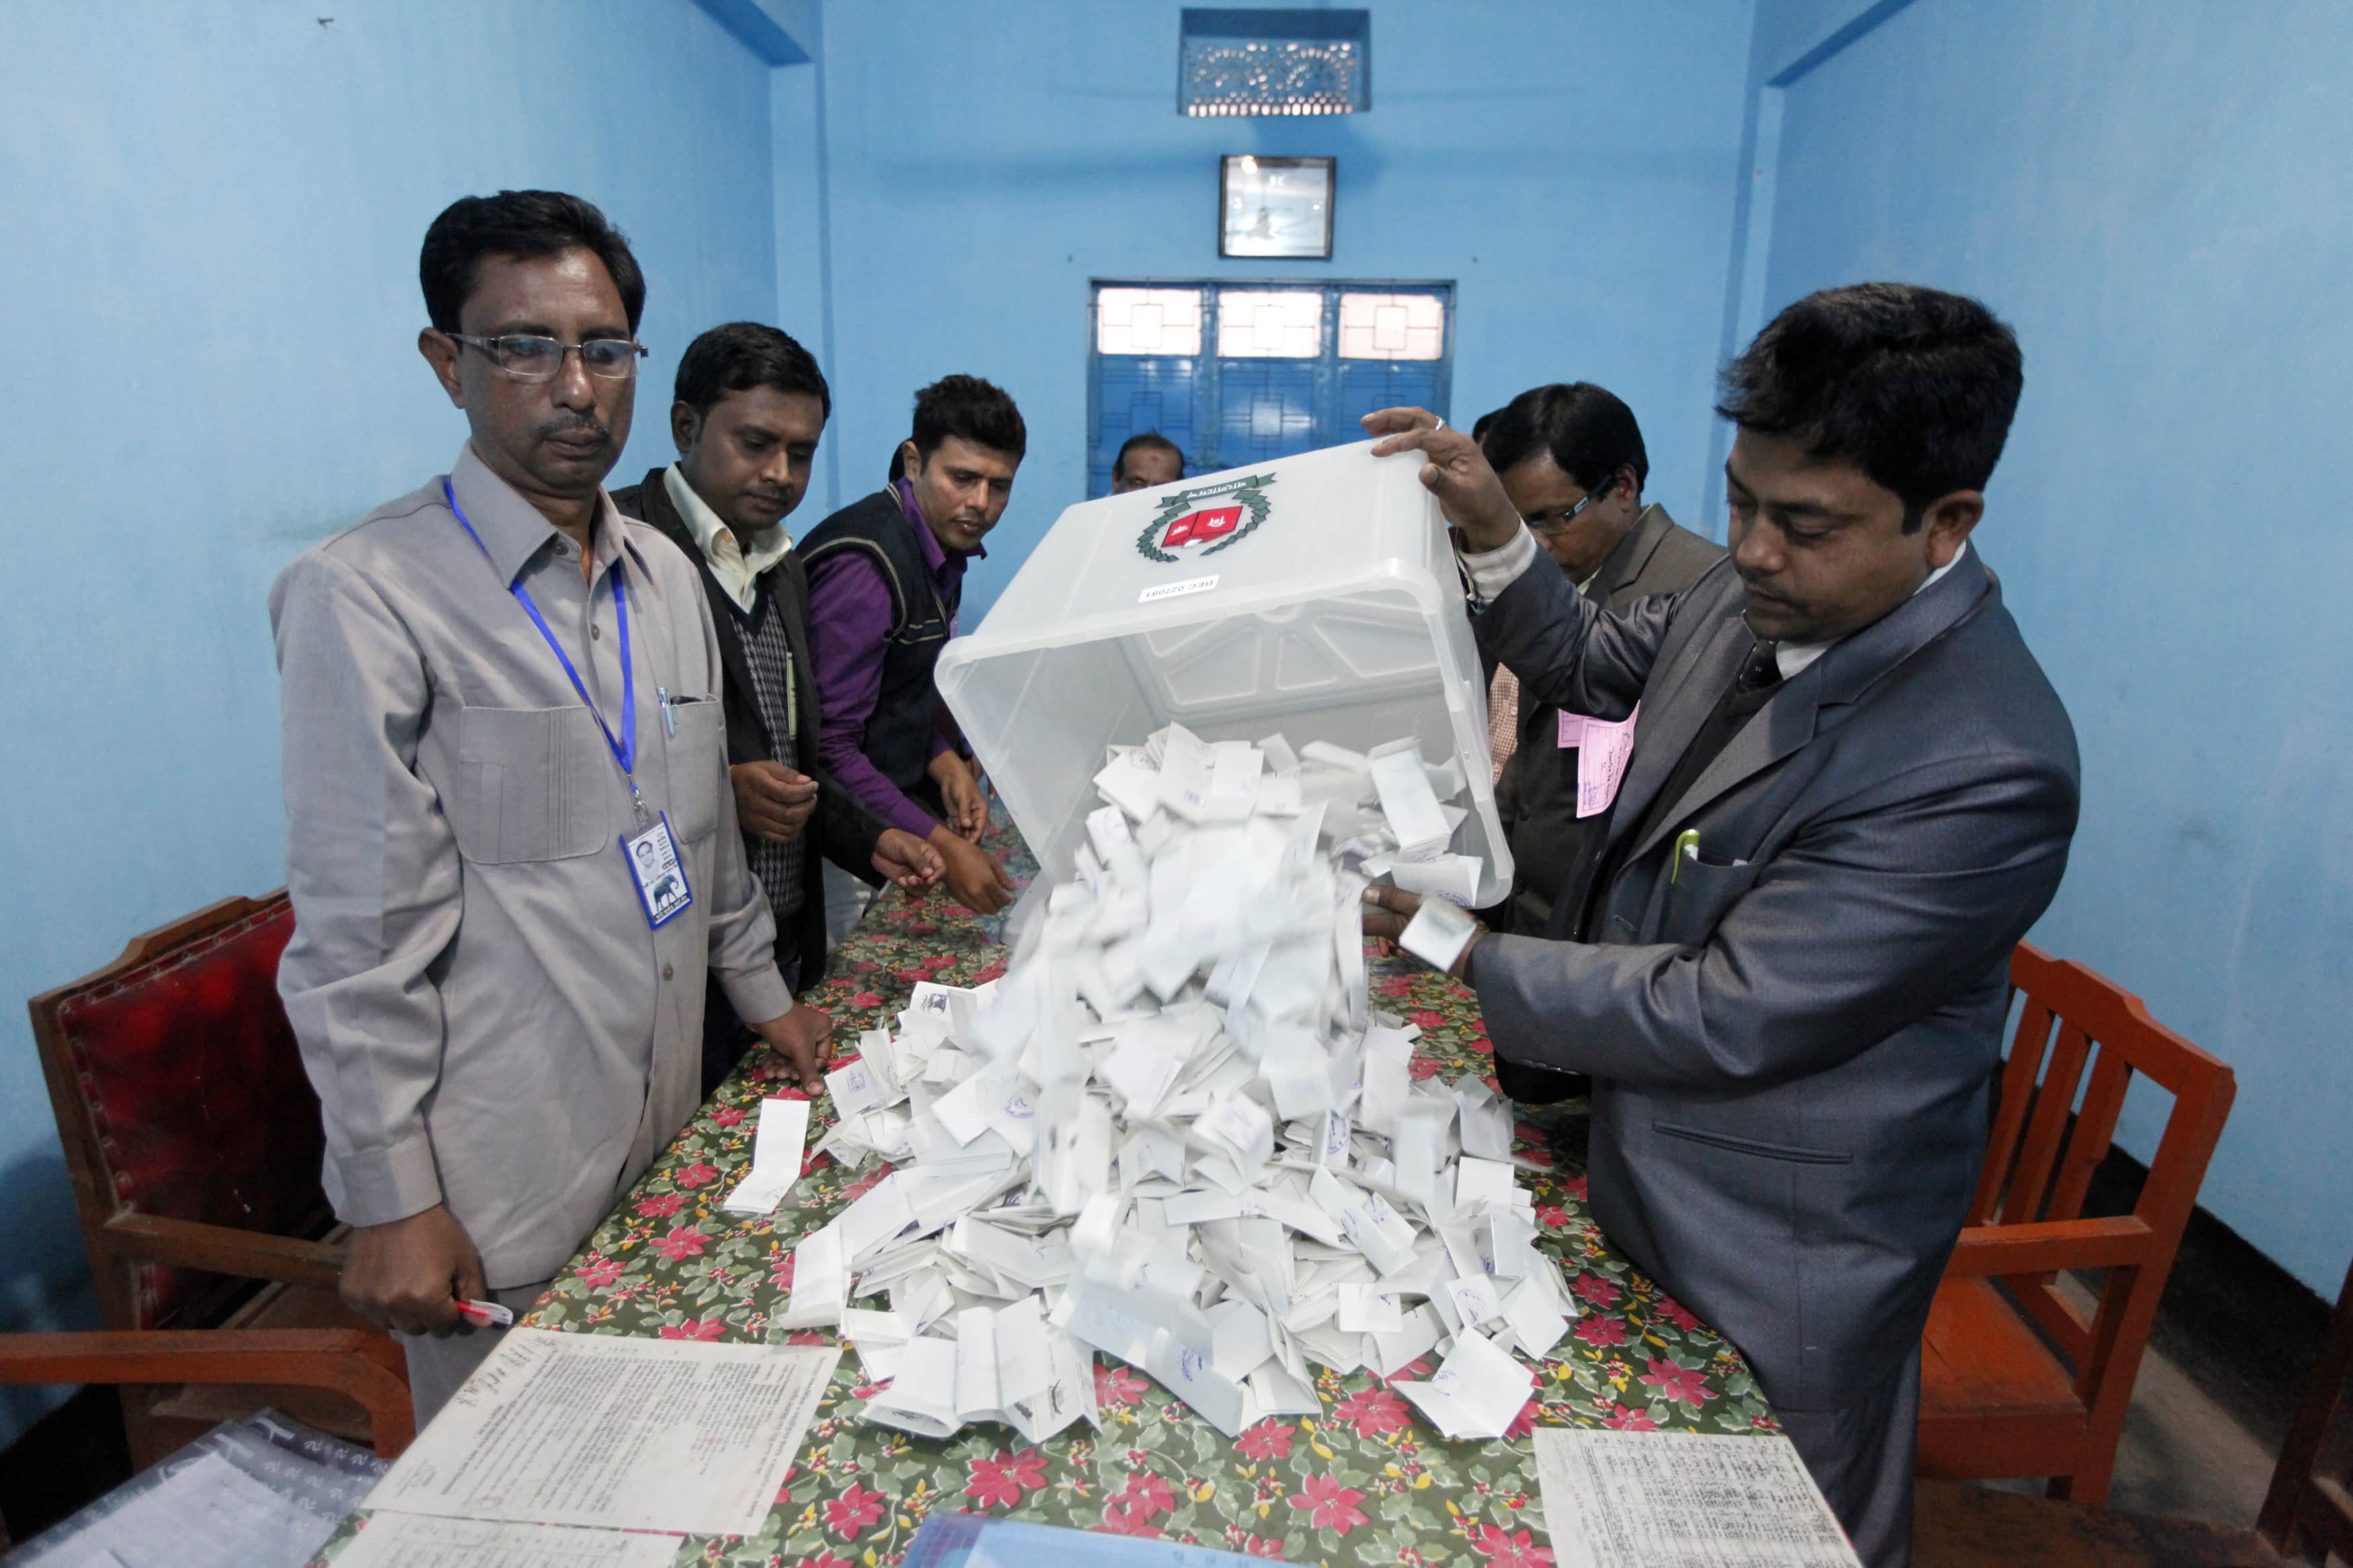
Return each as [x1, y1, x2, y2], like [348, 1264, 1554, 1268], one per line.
[1745, 0, 2353, 1293]
[787, 1, 1759, 621]
[0, 0, 779, 1439]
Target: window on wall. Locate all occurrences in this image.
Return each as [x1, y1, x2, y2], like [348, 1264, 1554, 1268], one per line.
[1087, 280, 1452, 497]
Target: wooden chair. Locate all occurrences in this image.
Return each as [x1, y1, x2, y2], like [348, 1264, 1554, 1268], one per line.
[0, 1331, 413, 1548]
[26, 893, 409, 1467]
[2257, 1253, 2353, 1562]
[1917, 941, 2235, 1504]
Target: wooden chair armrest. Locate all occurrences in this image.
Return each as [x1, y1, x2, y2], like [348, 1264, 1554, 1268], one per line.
[103, 1213, 346, 1292]
[1943, 1215, 2156, 1278]
[0, 1328, 413, 1456]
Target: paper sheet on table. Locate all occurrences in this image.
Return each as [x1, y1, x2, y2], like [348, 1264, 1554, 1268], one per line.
[721, 1097, 811, 1214]
[1532, 1428, 1861, 1567]
[365, 1328, 837, 1537]
[17, 1449, 334, 1568]
[331, 1515, 682, 1568]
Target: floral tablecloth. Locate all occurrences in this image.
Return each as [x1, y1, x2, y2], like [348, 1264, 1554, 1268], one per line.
[331, 828, 1776, 1567]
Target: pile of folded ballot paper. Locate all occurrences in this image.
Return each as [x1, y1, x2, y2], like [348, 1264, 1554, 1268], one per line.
[776, 721, 1578, 1444]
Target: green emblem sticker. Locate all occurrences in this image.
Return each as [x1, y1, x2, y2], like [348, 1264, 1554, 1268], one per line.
[1136, 472, 1275, 564]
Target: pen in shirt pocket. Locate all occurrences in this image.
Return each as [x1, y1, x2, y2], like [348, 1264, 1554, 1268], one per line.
[658, 686, 675, 737]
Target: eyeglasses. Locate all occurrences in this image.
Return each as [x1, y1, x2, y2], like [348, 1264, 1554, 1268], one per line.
[446, 333, 647, 382]
[1525, 475, 1619, 537]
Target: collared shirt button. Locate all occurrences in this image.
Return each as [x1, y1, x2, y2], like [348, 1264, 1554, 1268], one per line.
[591, 622, 602, 640]
[662, 962, 674, 981]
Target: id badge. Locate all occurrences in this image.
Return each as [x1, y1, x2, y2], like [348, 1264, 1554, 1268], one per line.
[623, 812, 694, 928]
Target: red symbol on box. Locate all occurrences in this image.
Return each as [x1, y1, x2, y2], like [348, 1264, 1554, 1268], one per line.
[1161, 505, 1242, 550]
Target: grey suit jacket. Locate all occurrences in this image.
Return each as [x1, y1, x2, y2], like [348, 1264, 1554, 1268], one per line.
[1494, 504, 1725, 931]
[1470, 544, 2079, 1413]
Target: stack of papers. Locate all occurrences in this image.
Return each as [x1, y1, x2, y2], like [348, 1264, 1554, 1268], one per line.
[797, 723, 1567, 1442]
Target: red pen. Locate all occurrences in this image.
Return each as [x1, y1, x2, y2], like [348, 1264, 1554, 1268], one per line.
[456, 1298, 514, 1328]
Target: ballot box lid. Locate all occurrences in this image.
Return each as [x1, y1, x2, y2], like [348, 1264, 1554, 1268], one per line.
[939, 438, 1513, 905]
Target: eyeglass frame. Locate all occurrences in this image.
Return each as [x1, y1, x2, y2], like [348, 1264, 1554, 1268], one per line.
[442, 331, 649, 382]
[1523, 470, 1626, 537]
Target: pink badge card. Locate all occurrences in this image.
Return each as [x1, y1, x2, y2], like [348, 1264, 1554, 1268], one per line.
[1556, 703, 1639, 818]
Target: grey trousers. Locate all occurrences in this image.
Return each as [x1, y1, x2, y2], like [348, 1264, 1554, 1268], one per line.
[393, 1276, 552, 1428]
[1774, 1344, 1921, 1568]
[822, 860, 877, 951]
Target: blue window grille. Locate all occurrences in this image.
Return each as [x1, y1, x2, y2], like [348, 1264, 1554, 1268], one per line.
[1088, 281, 1452, 497]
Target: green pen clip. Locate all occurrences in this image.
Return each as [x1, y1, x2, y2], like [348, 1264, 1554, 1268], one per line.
[1671, 828, 1702, 883]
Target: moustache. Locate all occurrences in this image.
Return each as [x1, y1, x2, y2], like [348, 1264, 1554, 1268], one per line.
[538, 416, 611, 448]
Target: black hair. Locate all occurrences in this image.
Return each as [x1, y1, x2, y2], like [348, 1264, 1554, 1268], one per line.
[673, 321, 831, 420]
[1113, 431, 1185, 483]
[1716, 282, 2022, 530]
[1482, 383, 1649, 498]
[420, 190, 646, 333]
[1470, 407, 1502, 444]
[908, 374, 1026, 463]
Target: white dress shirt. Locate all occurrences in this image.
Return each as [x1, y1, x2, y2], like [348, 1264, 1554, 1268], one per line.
[665, 464, 792, 614]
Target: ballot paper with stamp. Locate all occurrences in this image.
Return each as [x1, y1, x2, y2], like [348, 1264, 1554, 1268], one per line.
[1556, 704, 1639, 818]
[364, 1328, 838, 1538]
[1533, 1429, 1861, 1568]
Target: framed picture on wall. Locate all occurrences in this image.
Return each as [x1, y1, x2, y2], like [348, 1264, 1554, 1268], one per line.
[1219, 155, 1334, 259]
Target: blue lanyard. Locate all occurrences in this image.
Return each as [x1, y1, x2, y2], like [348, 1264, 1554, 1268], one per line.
[443, 478, 643, 818]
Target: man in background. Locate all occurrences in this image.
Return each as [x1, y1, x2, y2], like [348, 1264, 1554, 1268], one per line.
[272, 191, 830, 1420]
[1484, 383, 1723, 943]
[612, 323, 943, 1093]
[1111, 431, 1184, 493]
[802, 374, 1025, 924]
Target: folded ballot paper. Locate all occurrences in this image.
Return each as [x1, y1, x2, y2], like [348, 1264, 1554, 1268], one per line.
[795, 722, 1572, 1444]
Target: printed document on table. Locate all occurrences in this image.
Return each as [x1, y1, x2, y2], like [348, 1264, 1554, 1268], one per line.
[365, 1328, 838, 1537]
[12, 1450, 332, 1568]
[1533, 1429, 1861, 1568]
[333, 1514, 682, 1568]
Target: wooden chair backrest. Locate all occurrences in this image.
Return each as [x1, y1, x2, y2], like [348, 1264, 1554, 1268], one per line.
[27, 893, 333, 1333]
[1969, 942, 2235, 1399]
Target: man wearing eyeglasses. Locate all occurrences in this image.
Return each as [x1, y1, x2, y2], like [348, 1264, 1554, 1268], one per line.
[1482, 384, 1723, 958]
[270, 190, 830, 1422]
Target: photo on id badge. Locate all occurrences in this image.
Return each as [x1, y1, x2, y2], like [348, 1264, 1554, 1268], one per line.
[625, 814, 694, 927]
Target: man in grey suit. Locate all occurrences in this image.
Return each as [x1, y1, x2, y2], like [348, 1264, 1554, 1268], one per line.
[1363, 284, 2079, 1568]
[1483, 382, 1726, 938]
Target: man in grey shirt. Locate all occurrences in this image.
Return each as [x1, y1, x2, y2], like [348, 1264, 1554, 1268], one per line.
[271, 190, 832, 1421]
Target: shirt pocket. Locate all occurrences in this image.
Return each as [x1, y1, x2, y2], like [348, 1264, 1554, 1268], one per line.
[664, 697, 725, 841]
[452, 704, 612, 864]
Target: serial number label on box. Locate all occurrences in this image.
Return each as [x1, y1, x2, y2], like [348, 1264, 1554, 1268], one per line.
[1140, 575, 1219, 604]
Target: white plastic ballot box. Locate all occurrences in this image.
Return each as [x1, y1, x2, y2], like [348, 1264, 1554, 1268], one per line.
[936, 438, 1515, 906]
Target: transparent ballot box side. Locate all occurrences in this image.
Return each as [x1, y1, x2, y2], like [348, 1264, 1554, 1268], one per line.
[939, 438, 1512, 905]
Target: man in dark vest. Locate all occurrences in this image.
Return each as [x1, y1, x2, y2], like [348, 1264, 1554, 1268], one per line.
[802, 374, 1023, 922]
[611, 323, 943, 1092]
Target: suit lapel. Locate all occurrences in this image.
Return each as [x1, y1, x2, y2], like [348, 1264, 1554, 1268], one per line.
[1619, 547, 1998, 868]
[1593, 587, 1751, 864]
[1601, 505, 1673, 603]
